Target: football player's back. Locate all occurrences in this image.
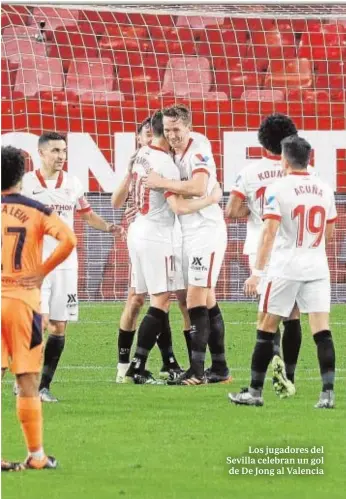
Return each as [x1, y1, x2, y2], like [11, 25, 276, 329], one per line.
[2, 193, 51, 311]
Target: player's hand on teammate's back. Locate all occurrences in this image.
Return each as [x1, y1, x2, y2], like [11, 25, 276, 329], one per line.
[210, 182, 223, 203]
[244, 275, 260, 298]
[143, 170, 164, 190]
[19, 271, 45, 290]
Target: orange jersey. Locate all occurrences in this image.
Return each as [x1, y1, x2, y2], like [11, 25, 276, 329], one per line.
[1, 193, 76, 311]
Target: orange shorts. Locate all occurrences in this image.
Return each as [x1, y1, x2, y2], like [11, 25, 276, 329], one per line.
[1, 297, 43, 374]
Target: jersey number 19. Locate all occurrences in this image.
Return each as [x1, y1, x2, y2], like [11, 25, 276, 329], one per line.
[292, 205, 326, 248]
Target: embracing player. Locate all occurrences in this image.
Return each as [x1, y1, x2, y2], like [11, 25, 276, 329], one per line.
[21, 132, 123, 402]
[229, 135, 337, 408]
[124, 110, 222, 383]
[145, 105, 231, 385]
[112, 118, 189, 382]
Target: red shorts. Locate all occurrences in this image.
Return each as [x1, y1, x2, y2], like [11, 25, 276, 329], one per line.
[1, 297, 43, 374]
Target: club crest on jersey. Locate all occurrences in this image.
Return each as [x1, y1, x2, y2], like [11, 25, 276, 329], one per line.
[195, 154, 209, 163]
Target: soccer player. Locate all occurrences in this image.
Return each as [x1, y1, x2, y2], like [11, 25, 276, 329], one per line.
[226, 113, 307, 393]
[1, 145, 77, 470]
[145, 105, 231, 385]
[21, 132, 123, 402]
[112, 118, 190, 383]
[124, 110, 222, 383]
[229, 135, 337, 408]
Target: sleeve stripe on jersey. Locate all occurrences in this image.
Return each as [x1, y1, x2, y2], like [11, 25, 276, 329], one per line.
[77, 206, 92, 214]
[263, 214, 282, 222]
[192, 168, 210, 177]
[164, 192, 175, 198]
[231, 189, 246, 200]
[327, 216, 337, 224]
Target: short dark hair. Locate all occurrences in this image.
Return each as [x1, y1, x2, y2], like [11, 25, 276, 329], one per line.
[162, 105, 191, 125]
[258, 113, 298, 155]
[137, 117, 151, 134]
[1, 145, 25, 191]
[281, 135, 311, 169]
[38, 132, 66, 147]
[151, 110, 164, 137]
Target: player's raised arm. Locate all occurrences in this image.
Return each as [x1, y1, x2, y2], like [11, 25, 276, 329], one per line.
[111, 117, 153, 208]
[111, 153, 136, 208]
[225, 194, 250, 219]
[225, 173, 250, 219]
[167, 182, 222, 215]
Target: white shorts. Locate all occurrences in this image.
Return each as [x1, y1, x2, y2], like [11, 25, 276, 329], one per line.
[128, 235, 183, 295]
[173, 243, 185, 291]
[259, 277, 331, 318]
[41, 268, 78, 322]
[182, 224, 227, 288]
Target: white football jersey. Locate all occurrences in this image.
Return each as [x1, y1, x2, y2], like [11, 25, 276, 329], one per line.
[231, 157, 316, 255]
[190, 131, 212, 151]
[130, 145, 180, 241]
[22, 170, 90, 269]
[173, 136, 224, 230]
[263, 172, 337, 281]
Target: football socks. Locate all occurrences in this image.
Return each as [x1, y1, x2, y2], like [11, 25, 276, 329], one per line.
[208, 303, 227, 372]
[17, 396, 43, 455]
[127, 307, 165, 375]
[39, 334, 65, 390]
[282, 319, 302, 383]
[188, 306, 210, 378]
[250, 330, 275, 394]
[156, 312, 180, 368]
[118, 329, 136, 364]
[313, 330, 336, 391]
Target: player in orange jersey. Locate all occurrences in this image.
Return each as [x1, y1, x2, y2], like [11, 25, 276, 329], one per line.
[1, 145, 77, 470]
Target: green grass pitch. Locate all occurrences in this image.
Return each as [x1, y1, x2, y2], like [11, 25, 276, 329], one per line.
[2, 302, 346, 499]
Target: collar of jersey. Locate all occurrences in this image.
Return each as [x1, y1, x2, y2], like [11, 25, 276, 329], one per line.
[176, 137, 194, 163]
[148, 144, 169, 154]
[36, 169, 64, 188]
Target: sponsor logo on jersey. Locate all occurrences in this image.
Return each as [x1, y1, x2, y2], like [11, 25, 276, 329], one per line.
[195, 154, 209, 163]
[49, 204, 74, 212]
[265, 195, 276, 210]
